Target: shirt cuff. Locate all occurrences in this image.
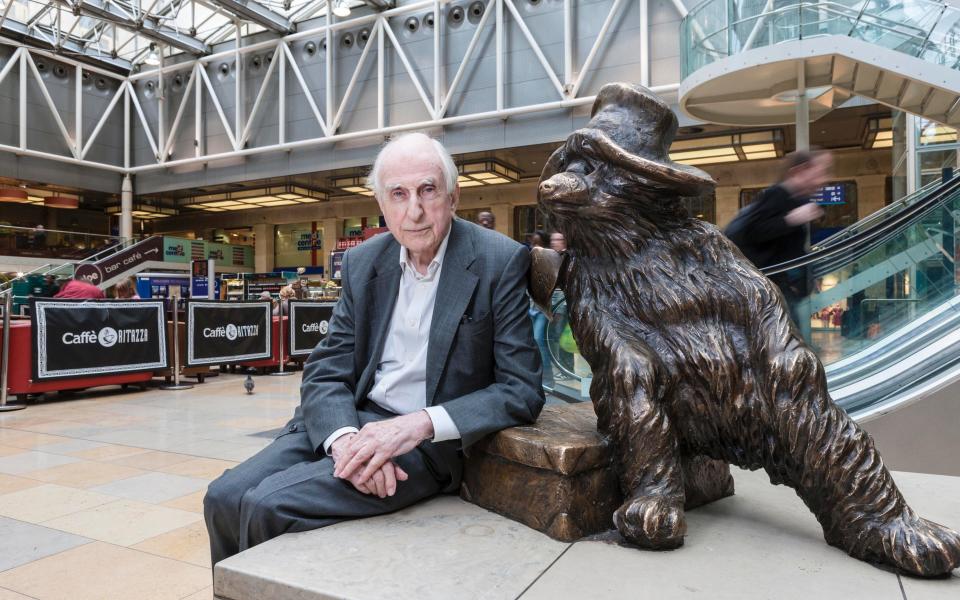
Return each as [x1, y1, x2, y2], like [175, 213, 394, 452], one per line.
[322, 426, 360, 455]
[423, 406, 461, 443]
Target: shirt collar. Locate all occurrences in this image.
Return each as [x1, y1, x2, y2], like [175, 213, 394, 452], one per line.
[398, 224, 452, 280]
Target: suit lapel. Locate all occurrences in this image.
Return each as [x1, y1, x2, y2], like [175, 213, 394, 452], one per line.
[426, 219, 479, 406]
[356, 239, 402, 400]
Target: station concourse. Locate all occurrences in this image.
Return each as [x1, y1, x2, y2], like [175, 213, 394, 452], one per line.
[1, 0, 960, 598]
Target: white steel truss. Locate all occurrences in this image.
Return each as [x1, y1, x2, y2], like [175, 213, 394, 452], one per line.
[0, 0, 684, 176]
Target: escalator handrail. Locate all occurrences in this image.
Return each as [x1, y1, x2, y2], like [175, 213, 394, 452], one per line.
[810, 179, 943, 251]
[761, 176, 960, 277]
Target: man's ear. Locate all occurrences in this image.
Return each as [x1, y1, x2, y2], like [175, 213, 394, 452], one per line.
[450, 185, 460, 214]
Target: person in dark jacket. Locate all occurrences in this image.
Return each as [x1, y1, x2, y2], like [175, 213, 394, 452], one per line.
[727, 150, 831, 330]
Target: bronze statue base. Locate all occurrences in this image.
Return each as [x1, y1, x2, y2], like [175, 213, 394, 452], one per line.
[460, 403, 734, 542]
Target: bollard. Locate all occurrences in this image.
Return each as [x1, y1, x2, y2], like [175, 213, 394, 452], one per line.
[160, 292, 194, 390]
[0, 293, 26, 411]
[270, 298, 294, 377]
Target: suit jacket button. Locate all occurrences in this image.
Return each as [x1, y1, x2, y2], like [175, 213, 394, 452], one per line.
[289, 424, 298, 432]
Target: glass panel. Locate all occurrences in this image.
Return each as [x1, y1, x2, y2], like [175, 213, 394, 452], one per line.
[539, 181, 960, 409]
[681, 0, 960, 79]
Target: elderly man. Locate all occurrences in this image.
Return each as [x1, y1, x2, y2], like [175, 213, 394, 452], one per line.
[203, 133, 545, 564]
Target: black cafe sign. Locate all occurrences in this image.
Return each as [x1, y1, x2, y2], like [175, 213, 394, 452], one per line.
[31, 299, 168, 381]
[288, 301, 335, 357]
[186, 301, 272, 366]
[75, 236, 163, 285]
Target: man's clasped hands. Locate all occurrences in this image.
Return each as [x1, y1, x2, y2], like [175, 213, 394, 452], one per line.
[330, 410, 435, 498]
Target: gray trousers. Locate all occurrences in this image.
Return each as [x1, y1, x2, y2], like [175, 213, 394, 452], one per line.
[203, 409, 458, 565]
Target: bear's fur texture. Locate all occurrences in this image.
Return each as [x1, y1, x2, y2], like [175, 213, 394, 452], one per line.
[537, 82, 960, 577]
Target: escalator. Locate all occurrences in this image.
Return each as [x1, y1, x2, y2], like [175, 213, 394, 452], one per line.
[543, 173, 960, 422]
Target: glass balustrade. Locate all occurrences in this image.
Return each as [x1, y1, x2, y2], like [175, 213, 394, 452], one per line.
[538, 180, 960, 401]
[0, 225, 125, 262]
[681, 0, 960, 80]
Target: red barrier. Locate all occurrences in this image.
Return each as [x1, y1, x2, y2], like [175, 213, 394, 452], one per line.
[0, 321, 152, 401]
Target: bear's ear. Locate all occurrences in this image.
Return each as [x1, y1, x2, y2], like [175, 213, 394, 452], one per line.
[529, 247, 568, 318]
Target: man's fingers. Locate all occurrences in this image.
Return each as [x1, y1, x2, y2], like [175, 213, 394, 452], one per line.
[370, 469, 387, 498]
[383, 462, 397, 496]
[335, 444, 375, 479]
[395, 464, 409, 481]
[356, 452, 390, 486]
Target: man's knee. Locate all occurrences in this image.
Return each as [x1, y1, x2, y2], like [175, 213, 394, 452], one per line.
[238, 486, 286, 546]
[204, 470, 244, 521]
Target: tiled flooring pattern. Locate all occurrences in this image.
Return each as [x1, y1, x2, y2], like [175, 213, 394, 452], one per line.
[0, 373, 300, 600]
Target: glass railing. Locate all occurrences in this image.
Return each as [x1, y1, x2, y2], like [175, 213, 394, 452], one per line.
[681, 0, 960, 80]
[812, 177, 945, 251]
[540, 177, 960, 405]
[0, 225, 125, 262]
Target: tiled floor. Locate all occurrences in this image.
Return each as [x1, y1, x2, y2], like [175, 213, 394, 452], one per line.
[0, 372, 298, 600]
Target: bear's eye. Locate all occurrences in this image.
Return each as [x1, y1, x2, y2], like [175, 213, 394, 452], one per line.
[566, 158, 590, 175]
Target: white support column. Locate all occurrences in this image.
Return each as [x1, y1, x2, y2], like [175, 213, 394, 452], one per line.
[124, 83, 131, 168]
[75, 64, 83, 157]
[496, 0, 503, 111]
[158, 45, 166, 161]
[378, 18, 384, 129]
[326, 13, 334, 132]
[195, 63, 203, 157]
[563, 0, 572, 93]
[906, 114, 918, 195]
[19, 49, 26, 149]
[121, 174, 133, 241]
[433, 0, 440, 115]
[279, 42, 286, 145]
[639, 0, 649, 86]
[235, 20, 244, 148]
[795, 61, 809, 151]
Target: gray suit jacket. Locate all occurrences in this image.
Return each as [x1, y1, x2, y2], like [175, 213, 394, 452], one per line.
[292, 218, 545, 484]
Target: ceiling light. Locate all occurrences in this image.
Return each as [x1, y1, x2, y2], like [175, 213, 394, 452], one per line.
[863, 117, 894, 150]
[333, 176, 377, 197]
[186, 185, 327, 210]
[144, 43, 160, 66]
[332, 0, 352, 18]
[255, 199, 299, 206]
[670, 130, 783, 166]
[0, 187, 28, 203]
[44, 195, 79, 209]
[457, 160, 521, 187]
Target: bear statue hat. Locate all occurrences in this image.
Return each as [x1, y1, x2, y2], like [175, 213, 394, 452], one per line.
[541, 82, 714, 196]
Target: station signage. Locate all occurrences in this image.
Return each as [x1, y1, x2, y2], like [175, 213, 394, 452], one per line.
[813, 183, 847, 205]
[75, 237, 163, 285]
[185, 301, 272, 366]
[30, 299, 168, 381]
[288, 301, 336, 357]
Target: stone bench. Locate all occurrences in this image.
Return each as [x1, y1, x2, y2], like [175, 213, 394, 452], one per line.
[214, 402, 739, 600]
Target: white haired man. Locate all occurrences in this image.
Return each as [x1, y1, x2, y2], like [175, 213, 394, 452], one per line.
[203, 133, 545, 564]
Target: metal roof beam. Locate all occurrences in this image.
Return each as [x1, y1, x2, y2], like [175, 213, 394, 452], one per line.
[363, 0, 395, 9]
[215, 0, 294, 33]
[0, 19, 131, 73]
[66, 0, 210, 55]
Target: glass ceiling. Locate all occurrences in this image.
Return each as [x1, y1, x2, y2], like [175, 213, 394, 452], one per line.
[0, 0, 366, 72]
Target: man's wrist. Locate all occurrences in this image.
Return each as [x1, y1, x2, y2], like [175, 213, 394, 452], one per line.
[414, 410, 435, 441]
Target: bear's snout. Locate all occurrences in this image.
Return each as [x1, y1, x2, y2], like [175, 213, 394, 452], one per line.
[539, 172, 588, 206]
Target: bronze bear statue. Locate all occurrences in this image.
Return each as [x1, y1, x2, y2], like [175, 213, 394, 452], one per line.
[532, 82, 960, 577]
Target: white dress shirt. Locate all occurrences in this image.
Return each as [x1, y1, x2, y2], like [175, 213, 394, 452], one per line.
[322, 229, 461, 454]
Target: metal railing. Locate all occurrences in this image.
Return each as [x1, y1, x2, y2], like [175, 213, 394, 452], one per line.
[682, 0, 960, 79]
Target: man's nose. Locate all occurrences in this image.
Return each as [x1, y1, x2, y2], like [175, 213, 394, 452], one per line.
[407, 194, 425, 218]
